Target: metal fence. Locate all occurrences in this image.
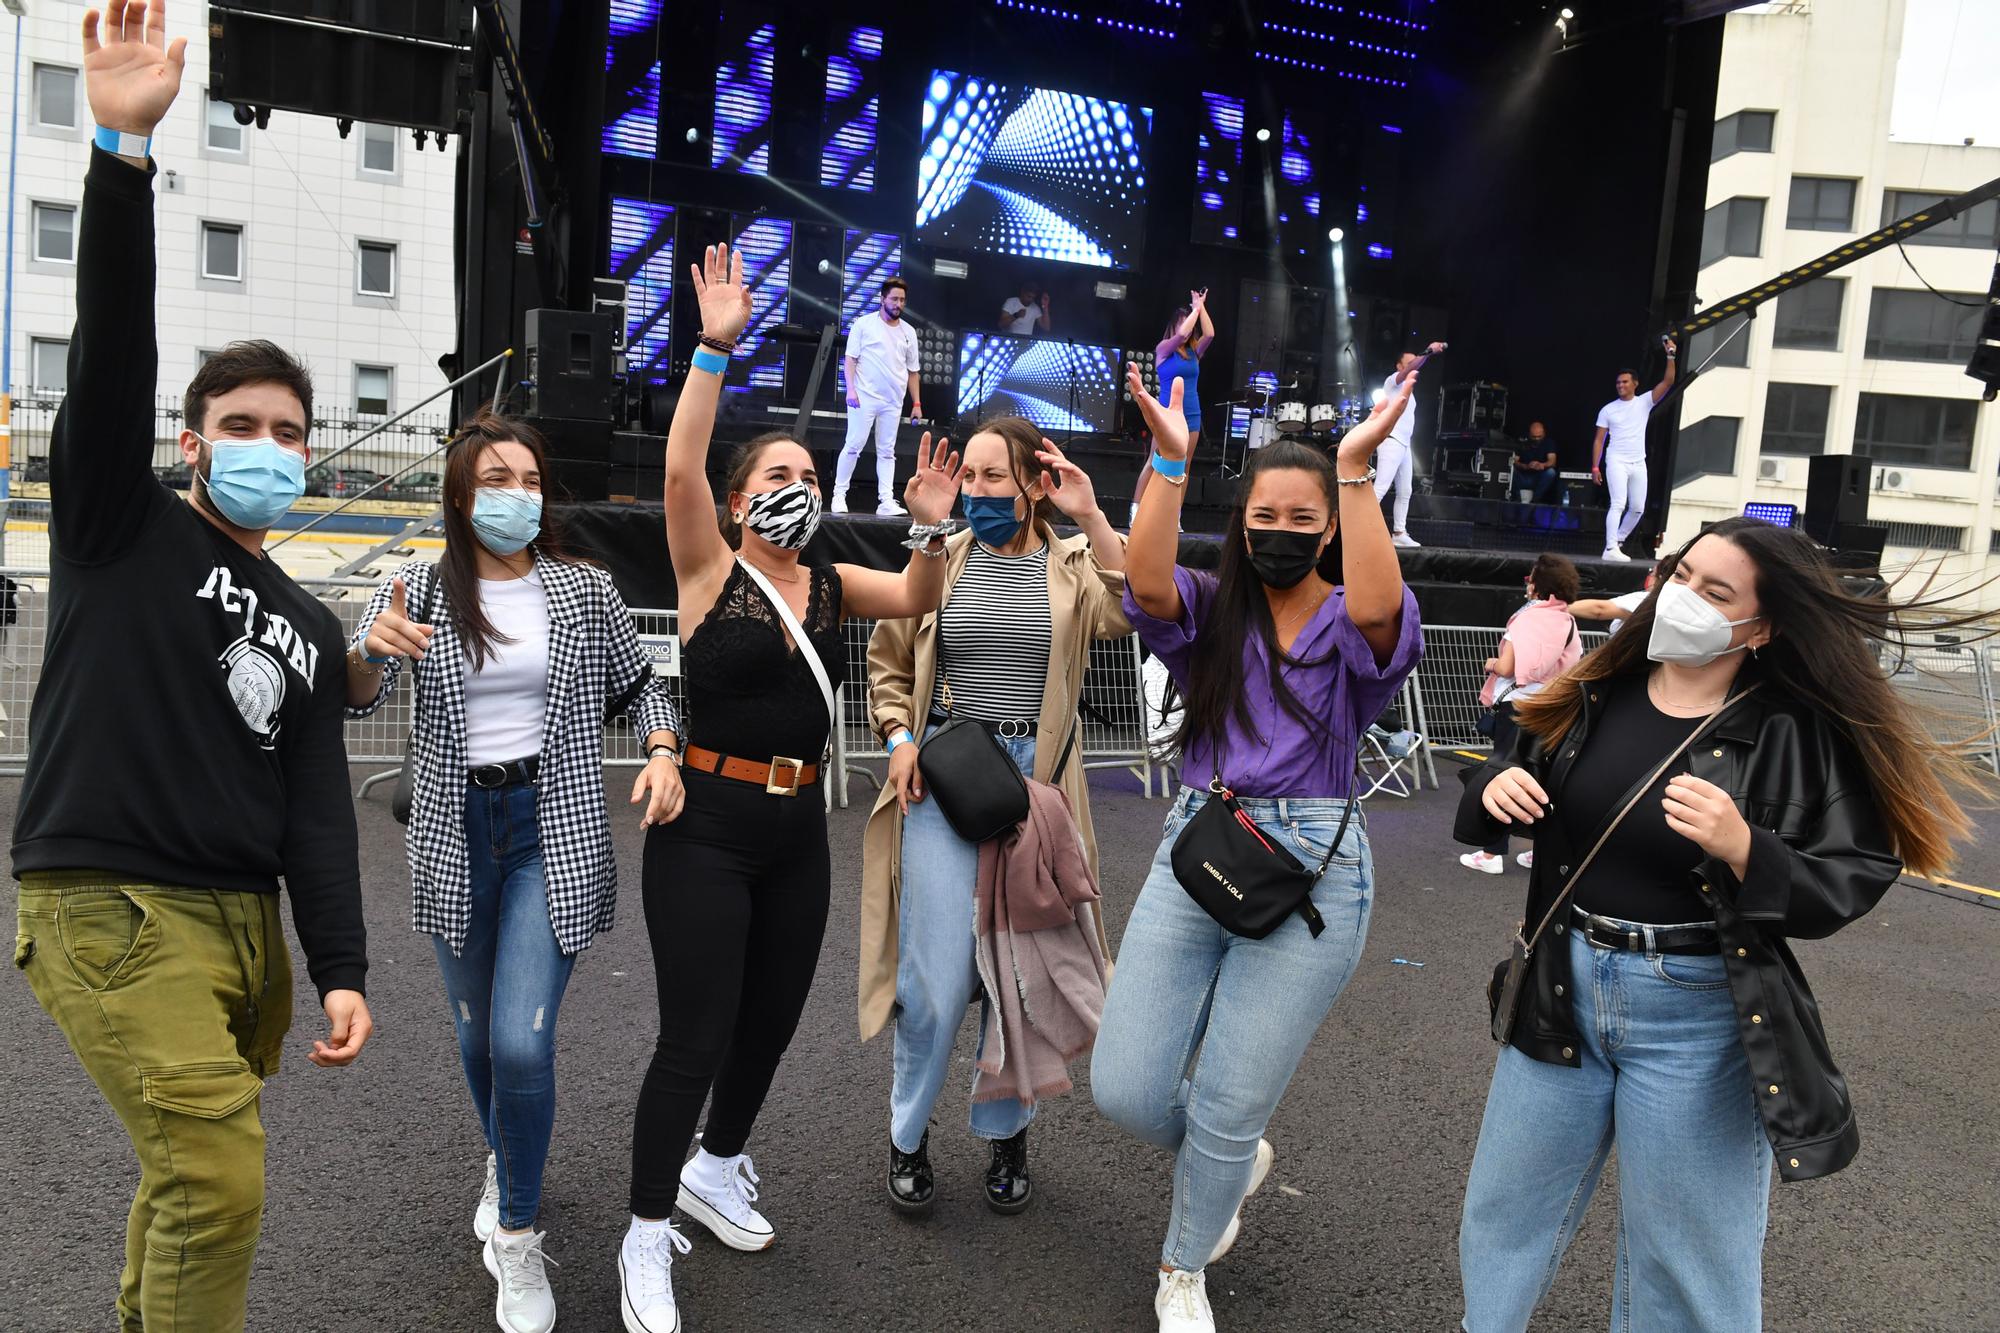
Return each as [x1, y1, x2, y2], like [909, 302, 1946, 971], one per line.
[1415, 624, 1613, 751]
[1886, 637, 2000, 775]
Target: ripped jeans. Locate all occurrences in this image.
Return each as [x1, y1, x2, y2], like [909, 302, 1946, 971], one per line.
[434, 781, 577, 1231]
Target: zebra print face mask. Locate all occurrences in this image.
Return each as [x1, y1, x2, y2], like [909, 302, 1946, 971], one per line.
[742, 479, 822, 550]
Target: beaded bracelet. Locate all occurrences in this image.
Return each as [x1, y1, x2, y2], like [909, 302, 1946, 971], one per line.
[696, 334, 737, 354]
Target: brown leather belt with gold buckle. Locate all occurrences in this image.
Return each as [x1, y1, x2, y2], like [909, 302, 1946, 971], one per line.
[683, 745, 819, 796]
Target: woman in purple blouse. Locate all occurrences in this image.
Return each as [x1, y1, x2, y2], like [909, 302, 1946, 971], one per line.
[1092, 367, 1424, 1333]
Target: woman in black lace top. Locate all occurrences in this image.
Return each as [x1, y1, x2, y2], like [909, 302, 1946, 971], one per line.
[618, 243, 965, 1331]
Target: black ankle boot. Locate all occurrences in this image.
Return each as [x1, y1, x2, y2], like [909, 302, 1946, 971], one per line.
[984, 1128, 1033, 1214]
[888, 1130, 935, 1214]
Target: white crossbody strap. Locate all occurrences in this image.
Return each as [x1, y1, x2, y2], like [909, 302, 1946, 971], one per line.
[735, 556, 838, 740]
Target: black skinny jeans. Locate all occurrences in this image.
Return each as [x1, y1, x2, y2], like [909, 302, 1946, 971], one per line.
[629, 767, 832, 1217]
[1484, 701, 1520, 857]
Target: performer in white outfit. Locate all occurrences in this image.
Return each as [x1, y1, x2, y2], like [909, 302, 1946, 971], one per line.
[1375, 340, 1445, 548]
[837, 276, 923, 516]
[1589, 338, 1676, 561]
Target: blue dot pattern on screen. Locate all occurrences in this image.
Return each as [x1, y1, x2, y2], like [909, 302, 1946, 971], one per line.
[957, 334, 1121, 434]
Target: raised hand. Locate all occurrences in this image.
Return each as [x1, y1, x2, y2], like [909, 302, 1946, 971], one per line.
[1336, 371, 1416, 471]
[1189, 289, 1208, 311]
[691, 242, 753, 346]
[902, 432, 964, 525]
[83, 0, 188, 137]
[362, 577, 436, 662]
[1126, 363, 1190, 462]
[1035, 440, 1100, 522]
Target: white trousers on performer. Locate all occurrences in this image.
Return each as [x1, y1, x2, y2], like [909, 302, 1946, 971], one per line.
[1373, 439, 1414, 534]
[837, 400, 901, 501]
[1605, 455, 1648, 549]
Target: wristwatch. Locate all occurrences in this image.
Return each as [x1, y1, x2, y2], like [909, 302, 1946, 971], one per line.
[647, 743, 681, 765]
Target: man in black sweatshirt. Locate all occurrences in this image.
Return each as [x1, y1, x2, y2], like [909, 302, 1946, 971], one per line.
[9, 6, 371, 1329]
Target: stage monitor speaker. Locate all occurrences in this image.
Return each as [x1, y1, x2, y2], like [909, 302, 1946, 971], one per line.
[1827, 521, 1887, 572]
[208, 2, 473, 135]
[1802, 453, 1871, 545]
[526, 310, 615, 422]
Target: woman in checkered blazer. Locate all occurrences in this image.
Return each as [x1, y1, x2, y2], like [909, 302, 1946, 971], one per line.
[345, 410, 683, 1333]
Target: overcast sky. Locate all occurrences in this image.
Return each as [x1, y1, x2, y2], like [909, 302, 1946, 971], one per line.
[1890, 0, 2000, 146]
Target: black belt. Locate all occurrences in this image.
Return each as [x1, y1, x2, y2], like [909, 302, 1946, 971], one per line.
[1572, 906, 1719, 956]
[927, 709, 1036, 740]
[469, 755, 540, 789]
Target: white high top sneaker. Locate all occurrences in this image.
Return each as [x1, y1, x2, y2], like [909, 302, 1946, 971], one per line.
[474, 1153, 500, 1243]
[677, 1149, 776, 1251]
[1156, 1268, 1217, 1333]
[619, 1218, 693, 1333]
[482, 1228, 558, 1333]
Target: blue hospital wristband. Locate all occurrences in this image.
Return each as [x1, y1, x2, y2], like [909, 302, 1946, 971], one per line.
[94, 126, 152, 159]
[690, 347, 730, 376]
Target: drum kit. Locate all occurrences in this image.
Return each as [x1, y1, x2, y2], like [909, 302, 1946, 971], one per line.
[1224, 379, 1367, 475]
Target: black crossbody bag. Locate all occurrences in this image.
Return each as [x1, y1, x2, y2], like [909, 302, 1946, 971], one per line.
[918, 672, 1079, 843]
[1170, 751, 1363, 941]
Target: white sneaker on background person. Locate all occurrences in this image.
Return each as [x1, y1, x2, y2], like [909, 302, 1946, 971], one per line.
[474, 1153, 500, 1243]
[1391, 530, 1421, 548]
[1207, 1138, 1275, 1265]
[830, 491, 850, 514]
[1460, 851, 1505, 875]
[1603, 545, 1632, 561]
[678, 1149, 777, 1251]
[482, 1227, 557, 1333]
[619, 1217, 692, 1333]
[876, 497, 908, 517]
[1156, 1268, 1216, 1333]
[1517, 849, 1535, 870]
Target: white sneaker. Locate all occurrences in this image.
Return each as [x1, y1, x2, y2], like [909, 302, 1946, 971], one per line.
[1517, 850, 1535, 870]
[1391, 531, 1421, 548]
[677, 1152, 776, 1252]
[1460, 851, 1505, 875]
[482, 1228, 557, 1333]
[876, 498, 907, 517]
[830, 492, 849, 515]
[1208, 1138, 1275, 1265]
[1603, 546, 1632, 562]
[619, 1219, 692, 1333]
[474, 1153, 500, 1243]
[1156, 1268, 1216, 1333]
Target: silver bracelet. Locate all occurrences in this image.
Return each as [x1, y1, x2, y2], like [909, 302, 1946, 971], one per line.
[902, 519, 957, 552]
[1336, 465, 1378, 486]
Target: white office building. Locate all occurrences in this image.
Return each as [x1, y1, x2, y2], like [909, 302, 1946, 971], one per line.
[1669, 0, 1999, 603]
[5, 4, 457, 433]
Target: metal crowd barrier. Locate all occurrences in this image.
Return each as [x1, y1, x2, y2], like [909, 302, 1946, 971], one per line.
[1415, 623, 1612, 752]
[1886, 636, 2000, 775]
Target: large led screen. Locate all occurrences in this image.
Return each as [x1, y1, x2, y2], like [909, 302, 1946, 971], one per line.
[915, 72, 1150, 269]
[958, 334, 1121, 434]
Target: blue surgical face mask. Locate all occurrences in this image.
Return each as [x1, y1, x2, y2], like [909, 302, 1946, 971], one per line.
[471, 487, 543, 556]
[197, 434, 307, 531]
[963, 492, 1024, 547]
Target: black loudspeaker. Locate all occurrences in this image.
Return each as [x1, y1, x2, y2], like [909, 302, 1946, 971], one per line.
[1828, 521, 1887, 571]
[1803, 453, 1872, 545]
[526, 310, 615, 422]
[209, 2, 473, 135]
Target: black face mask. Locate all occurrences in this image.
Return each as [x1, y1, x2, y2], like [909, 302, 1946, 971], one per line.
[1244, 527, 1324, 589]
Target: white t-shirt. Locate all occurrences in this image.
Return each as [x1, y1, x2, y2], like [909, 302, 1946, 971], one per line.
[1604, 588, 1649, 635]
[1000, 298, 1041, 336]
[463, 567, 551, 767]
[1383, 371, 1415, 448]
[1595, 394, 1655, 462]
[845, 311, 920, 409]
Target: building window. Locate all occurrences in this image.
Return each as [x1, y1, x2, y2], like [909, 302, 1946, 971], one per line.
[29, 338, 70, 392]
[357, 241, 397, 297]
[1673, 415, 1740, 486]
[355, 365, 393, 416]
[1700, 198, 1764, 268]
[1760, 383, 1831, 457]
[1854, 392, 1976, 470]
[1786, 177, 1855, 233]
[201, 222, 244, 281]
[1687, 313, 1751, 370]
[1864, 288, 1984, 363]
[360, 124, 398, 175]
[1710, 110, 1773, 162]
[205, 95, 245, 153]
[1879, 522, 1965, 553]
[33, 64, 78, 129]
[32, 203, 76, 263]
[1882, 190, 2000, 250]
[1772, 277, 1844, 351]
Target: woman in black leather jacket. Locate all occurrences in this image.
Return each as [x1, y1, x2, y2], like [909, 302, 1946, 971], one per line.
[1453, 517, 1983, 1333]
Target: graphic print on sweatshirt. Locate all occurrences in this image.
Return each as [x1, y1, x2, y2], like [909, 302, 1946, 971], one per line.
[197, 562, 321, 750]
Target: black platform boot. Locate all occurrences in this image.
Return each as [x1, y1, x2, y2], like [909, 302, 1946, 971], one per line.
[888, 1130, 935, 1214]
[984, 1128, 1033, 1214]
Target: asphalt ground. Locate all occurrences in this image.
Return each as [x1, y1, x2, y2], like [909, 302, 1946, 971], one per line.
[2, 764, 1996, 1333]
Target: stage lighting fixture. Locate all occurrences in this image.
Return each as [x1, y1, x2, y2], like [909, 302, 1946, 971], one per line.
[1560, 7, 1574, 17]
[685, 126, 700, 144]
[1329, 227, 1344, 242]
[1255, 128, 1271, 143]
[817, 259, 834, 275]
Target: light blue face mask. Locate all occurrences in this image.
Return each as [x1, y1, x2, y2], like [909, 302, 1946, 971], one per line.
[197, 434, 307, 531]
[471, 486, 543, 556]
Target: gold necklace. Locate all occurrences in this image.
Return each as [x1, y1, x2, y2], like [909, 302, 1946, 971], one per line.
[746, 557, 803, 585]
[1274, 586, 1329, 635]
[1649, 670, 1727, 711]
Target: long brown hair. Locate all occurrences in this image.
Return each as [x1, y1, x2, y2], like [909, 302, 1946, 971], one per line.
[1513, 516, 1989, 877]
[440, 408, 582, 669]
[971, 415, 1060, 530]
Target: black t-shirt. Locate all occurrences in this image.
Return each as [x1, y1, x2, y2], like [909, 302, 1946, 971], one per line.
[1562, 674, 1712, 924]
[10, 150, 364, 999]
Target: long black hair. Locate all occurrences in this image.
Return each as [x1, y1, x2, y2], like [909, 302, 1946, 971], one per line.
[1176, 438, 1346, 756]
